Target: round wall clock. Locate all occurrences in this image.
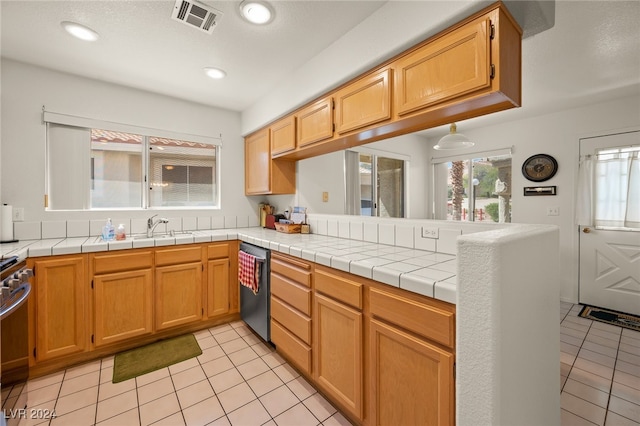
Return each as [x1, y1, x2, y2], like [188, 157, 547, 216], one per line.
[522, 154, 558, 182]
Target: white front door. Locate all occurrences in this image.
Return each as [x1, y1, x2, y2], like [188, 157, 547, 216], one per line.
[579, 131, 640, 316]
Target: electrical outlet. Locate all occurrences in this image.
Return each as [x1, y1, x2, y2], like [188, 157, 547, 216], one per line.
[13, 207, 24, 222]
[421, 226, 439, 239]
[546, 206, 559, 216]
[322, 192, 329, 202]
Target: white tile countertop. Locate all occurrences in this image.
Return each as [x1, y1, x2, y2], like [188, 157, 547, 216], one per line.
[0, 227, 457, 304]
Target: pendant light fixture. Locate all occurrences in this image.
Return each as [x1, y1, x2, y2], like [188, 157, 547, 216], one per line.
[434, 123, 474, 150]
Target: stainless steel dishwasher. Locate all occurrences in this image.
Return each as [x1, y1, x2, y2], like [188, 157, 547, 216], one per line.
[239, 242, 271, 342]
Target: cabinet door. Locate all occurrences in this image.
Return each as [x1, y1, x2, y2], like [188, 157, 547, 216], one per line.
[335, 69, 391, 134]
[395, 17, 491, 116]
[155, 262, 203, 330]
[369, 318, 455, 426]
[296, 96, 334, 147]
[270, 115, 296, 156]
[206, 258, 230, 318]
[314, 293, 363, 421]
[245, 129, 271, 194]
[93, 269, 153, 347]
[34, 256, 87, 362]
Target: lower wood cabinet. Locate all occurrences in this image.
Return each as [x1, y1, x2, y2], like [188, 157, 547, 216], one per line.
[155, 262, 203, 331]
[206, 258, 230, 318]
[270, 253, 313, 375]
[93, 269, 153, 347]
[369, 318, 455, 426]
[91, 250, 154, 348]
[314, 293, 363, 421]
[33, 255, 88, 362]
[155, 246, 204, 331]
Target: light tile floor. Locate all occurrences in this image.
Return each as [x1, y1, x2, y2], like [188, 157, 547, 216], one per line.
[560, 302, 640, 425]
[3, 304, 639, 425]
[1, 321, 351, 426]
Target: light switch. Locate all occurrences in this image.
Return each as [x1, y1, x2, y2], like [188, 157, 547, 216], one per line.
[322, 192, 329, 202]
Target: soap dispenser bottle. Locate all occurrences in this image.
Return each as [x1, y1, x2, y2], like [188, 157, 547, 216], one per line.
[103, 218, 115, 241]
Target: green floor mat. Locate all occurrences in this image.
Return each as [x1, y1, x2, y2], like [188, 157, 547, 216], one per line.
[112, 334, 202, 383]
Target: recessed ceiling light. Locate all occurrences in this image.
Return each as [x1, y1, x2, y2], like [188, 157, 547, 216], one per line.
[61, 21, 99, 42]
[204, 67, 227, 79]
[239, 1, 273, 25]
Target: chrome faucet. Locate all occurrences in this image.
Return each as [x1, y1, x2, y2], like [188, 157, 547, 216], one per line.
[147, 215, 169, 238]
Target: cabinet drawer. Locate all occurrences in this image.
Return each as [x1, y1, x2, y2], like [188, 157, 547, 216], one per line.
[92, 250, 153, 274]
[271, 255, 311, 287]
[315, 268, 363, 310]
[156, 246, 202, 266]
[271, 297, 311, 345]
[369, 287, 455, 348]
[207, 243, 229, 260]
[271, 273, 311, 316]
[271, 319, 311, 375]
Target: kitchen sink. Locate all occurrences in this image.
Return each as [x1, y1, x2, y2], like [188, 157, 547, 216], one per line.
[94, 231, 194, 242]
[132, 231, 193, 240]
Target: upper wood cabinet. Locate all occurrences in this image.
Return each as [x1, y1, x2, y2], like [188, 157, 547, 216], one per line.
[296, 96, 334, 147]
[334, 69, 392, 134]
[245, 129, 271, 194]
[245, 128, 295, 195]
[244, 2, 520, 165]
[270, 115, 296, 156]
[395, 16, 491, 116]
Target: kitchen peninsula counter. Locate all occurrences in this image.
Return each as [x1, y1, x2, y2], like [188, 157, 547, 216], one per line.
[0, 222, 561, 424]
[0, 227, 457, 304]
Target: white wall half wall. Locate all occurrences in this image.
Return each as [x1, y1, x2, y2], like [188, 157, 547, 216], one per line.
[0, 59, 260, 230]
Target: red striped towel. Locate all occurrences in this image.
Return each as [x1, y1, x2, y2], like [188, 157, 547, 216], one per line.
[238, 251, 260, 294]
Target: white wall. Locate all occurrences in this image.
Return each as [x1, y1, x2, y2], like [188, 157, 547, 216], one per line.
[427, 95, 640, 304]
[0, 59, 259, 224]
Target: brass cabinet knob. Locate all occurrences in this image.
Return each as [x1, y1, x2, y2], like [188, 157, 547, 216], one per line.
[583, 227, 592, 233]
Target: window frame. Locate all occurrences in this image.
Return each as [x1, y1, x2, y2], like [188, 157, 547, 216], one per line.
[431, 147, 512, 222]
[44, 110, 222, 211]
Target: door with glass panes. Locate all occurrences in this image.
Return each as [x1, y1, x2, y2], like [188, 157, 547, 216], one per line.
[578, 131, 640, 316]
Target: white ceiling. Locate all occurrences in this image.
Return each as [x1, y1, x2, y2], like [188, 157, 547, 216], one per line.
[1, 1, 639, 135]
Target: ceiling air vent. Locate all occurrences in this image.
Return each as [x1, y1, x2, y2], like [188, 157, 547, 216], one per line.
[171, 0, 223, 34]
